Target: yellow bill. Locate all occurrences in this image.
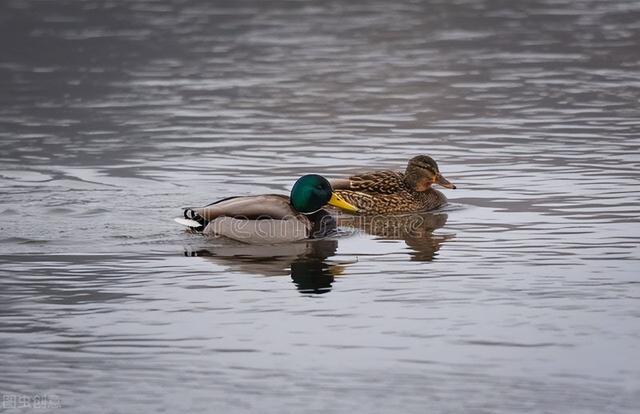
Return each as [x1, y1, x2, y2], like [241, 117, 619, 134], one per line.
[328, 192, 359, 213]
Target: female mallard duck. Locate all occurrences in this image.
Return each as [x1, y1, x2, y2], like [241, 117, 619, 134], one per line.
[330, 155, 456, 214]
[175, 174, 358, 243]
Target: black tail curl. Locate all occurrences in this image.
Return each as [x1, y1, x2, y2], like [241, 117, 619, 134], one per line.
[183, 208, 207, 228]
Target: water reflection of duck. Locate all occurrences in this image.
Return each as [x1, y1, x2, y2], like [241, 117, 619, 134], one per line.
[187, 239, 342, 294]
[330, 155, 456, 214]
[337, 212, 453, 261]
[176, 175, 358, 243]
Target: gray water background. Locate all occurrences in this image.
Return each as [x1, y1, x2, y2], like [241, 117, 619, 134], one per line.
[1, 0, 639, 412]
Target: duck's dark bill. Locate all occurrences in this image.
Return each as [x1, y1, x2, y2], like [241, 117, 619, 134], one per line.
[435, 174, 456, 189]
[328, 193, 359, 213]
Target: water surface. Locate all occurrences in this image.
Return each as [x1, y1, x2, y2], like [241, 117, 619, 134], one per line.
[1, 0, 639, 412]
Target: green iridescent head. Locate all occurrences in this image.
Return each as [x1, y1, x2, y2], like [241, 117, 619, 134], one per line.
[290, 174, 358, 214]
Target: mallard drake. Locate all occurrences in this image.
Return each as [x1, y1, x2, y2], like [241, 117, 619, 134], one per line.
[330, 155, 456, 214]
[175, 174, 358, 243]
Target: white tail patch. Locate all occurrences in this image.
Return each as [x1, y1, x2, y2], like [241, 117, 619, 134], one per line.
[174, 218, 202, 228]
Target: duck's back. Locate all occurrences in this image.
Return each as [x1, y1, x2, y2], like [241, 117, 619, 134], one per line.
[192, 194, 295, 222]
[330, 170, 407, 194]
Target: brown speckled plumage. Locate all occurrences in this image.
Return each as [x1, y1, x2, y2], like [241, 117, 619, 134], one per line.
[331, 155, 456, 215]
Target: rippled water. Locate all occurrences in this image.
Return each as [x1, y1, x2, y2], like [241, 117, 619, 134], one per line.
[1, 0, 640, 412]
